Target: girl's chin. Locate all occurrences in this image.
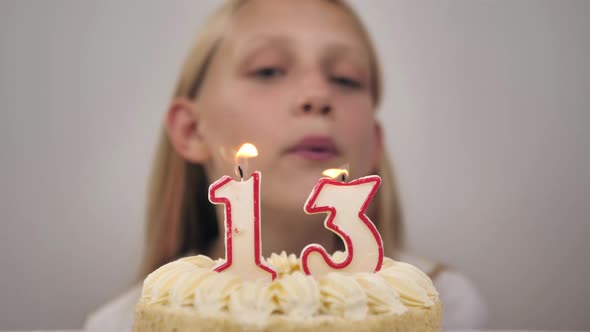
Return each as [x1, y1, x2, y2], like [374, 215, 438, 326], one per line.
[261, 185, 315, 213]
[261, 192, 310, 212]
[259, 165, 338, 208]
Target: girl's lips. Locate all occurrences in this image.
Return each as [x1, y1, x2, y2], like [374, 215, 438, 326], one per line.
[289, 149, 338, 161]
[286, 136, 340, 161]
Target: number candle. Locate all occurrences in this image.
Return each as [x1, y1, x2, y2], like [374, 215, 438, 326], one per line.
[300, 168, 384, 277]
[208, 143, 277, 282]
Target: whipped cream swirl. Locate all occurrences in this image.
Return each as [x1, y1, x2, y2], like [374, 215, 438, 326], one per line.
[140, 252, 439, 322]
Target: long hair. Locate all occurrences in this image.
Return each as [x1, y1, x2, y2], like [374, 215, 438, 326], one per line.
[139, 0, 404, 278]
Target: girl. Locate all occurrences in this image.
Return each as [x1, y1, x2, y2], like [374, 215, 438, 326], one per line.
[85, 0, 487, 330]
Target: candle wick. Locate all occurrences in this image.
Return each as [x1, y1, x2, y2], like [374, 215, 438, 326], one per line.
[341, 174, 346, 182]
[238, 165, 244, 180]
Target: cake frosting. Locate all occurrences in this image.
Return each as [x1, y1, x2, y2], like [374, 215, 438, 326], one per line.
[134, 252, 441, 331]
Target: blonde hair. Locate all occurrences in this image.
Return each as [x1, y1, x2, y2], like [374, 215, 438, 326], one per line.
[139, 0, 404, 278]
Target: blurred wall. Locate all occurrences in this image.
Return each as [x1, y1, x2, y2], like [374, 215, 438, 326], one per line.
[1, 0, 588, 330]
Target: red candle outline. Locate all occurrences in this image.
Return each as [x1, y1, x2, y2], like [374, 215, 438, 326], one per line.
[301, 175, 384, 275]
[208, 171, 277, 280]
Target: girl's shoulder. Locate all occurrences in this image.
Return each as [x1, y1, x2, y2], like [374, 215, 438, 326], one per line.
[84, 282, 142, 331]
[396, 251, 488, 329]
[395, 251, 441, 277]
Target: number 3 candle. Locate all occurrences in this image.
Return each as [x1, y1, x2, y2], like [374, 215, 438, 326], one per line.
[208, 143, 277, 282]
[300, 168, 384, 277]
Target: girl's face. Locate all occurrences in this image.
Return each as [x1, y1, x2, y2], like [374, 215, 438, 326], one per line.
[195, 0, 380, 212]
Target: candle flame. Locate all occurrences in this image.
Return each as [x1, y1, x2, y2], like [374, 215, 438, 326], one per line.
[234, 143, 258, 179]
[235, 143, 258, 159]
[322, 168, 349, 180]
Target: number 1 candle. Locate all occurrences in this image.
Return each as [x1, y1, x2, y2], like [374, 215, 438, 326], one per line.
[208, 143, 277, 282]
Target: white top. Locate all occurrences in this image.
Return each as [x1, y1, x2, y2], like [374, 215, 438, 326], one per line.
[84, 255, 487, 331]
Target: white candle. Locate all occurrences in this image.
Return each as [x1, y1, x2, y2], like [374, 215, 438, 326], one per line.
[300, 170, 384, 277]
[208, 144, 276, 282]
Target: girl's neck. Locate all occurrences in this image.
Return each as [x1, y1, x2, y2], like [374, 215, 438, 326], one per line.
[261, 206, 336, 257]
[208, 206, 337, 260]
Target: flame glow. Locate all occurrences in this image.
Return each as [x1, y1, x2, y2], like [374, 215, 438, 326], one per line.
[322, 168, 349, 180]
[235, 143, 258, 159]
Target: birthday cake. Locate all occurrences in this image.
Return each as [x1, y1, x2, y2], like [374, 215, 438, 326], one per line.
[133, 251, 441, 332]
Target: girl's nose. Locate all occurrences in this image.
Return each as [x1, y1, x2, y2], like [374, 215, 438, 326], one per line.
[298, 95, 332, 115]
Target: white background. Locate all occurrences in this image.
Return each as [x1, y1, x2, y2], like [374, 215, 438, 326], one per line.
[1, 0, 588, 330]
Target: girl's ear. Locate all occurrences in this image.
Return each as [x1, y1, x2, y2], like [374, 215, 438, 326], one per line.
[166, 97, 210, 163]
[372, 121, 384, 172]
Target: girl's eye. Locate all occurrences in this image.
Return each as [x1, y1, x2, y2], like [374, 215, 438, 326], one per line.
[251, 67, 285, 79]
[331, 76, 362, 89]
